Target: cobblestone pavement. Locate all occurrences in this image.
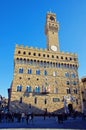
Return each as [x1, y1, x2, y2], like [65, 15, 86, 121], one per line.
[0, 116, 86, 129]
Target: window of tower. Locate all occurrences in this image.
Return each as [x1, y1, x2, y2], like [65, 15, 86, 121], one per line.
[43, 54, 45, 57]
[23, 51, 26, 55]
[61, 56, 63, 59]
[38, 53, 41, 56]
[18, 50, 21, 54]
[33, 53, 36, 56]
[28, 52, 31, 55]
[52, 55, 54, 58]
[56, 56, 59, 59]
[47, 54, 49, 57]
[65, 57, 68, 60]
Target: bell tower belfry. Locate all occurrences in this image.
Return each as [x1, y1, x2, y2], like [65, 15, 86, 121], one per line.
[45, 12, 60, 52]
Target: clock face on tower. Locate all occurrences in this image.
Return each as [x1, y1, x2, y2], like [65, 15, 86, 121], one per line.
[51, 45, 57, 51]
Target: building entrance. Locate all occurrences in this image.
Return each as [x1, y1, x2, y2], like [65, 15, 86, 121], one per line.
[68, 104, 73, 113]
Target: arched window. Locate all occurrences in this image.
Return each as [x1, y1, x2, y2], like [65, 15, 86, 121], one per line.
[65, 72, 69, 78]
[66, 81, 70, 85]
[71, 73, 76, 78]
[36, 70, 40, 75]
[66, 88, 71, 94]
[20, 58, 23, 64]
[17, 85, 22, 92]
[19, 68, 23, 73]
[16, 58, 19, 63]
[73, 81, 77, 85]
[44, 70, 47, 76]
[35, 86, 40, 93]
[28, 68, 32, 74]
[74, 89, 77, 94]
[26, 86, 31, 92]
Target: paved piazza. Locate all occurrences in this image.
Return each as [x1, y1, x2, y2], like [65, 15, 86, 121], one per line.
[0, 116, 86, 129]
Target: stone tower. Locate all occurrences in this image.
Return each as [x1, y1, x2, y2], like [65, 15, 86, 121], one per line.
[8, 12, 81, 114]
[45, 12, 60, 52]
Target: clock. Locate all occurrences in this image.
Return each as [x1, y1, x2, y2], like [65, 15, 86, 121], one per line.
[51, 45, 57, 51]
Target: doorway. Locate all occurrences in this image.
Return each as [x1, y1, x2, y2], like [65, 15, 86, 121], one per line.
[68, 104, 73, 113]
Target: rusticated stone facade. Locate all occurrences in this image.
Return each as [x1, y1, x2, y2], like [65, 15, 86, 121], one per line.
[9, 12, 81, 114]
[80, 77, 86, 113]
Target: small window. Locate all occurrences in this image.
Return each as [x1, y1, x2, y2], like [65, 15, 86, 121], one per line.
[19, 77, 22, 79]
[38, 53, 41, 56]
[65, 57, 68, 60]
[17, 85, 22, 92]
[19, 68, 23, 73]
[28, 69, 32, 74]
[44, 70, 47, 76]
[43, 54, 45, 57]
[36, 70, 40, 75]
[53, 98, 60, 102]
[66, 88, 71, 94]
[70, 57, 72, 61]
[56, 56, 59, 59]
[35, 86, 40, 93]
[71, 73, 76, 78]
[18, 51, 21, 54]
[74, 89, 77, 94]
[73, 81, 77, 85]
[33, 53, 36, 56]
[74, 58, 77, 61]
[47, 55, 49, 57]
[23, 51, 26, 55]
[61, 56, 63, 59]
[52, 55, 54, 58]
[28, 52, 31, 55]
[26, 86, 31, 92]
[65, 72, 69, 78]
[66, 81, 70, 85]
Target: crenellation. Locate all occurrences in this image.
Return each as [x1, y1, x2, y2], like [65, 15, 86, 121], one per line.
[9, 12, 81, 114]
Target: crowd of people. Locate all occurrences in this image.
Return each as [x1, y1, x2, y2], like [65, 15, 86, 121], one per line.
[0, 111, 34, 124]
[0, 110, 85, 124]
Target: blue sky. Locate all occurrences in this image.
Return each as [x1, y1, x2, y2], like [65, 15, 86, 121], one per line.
[0, 0, 86, 98]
